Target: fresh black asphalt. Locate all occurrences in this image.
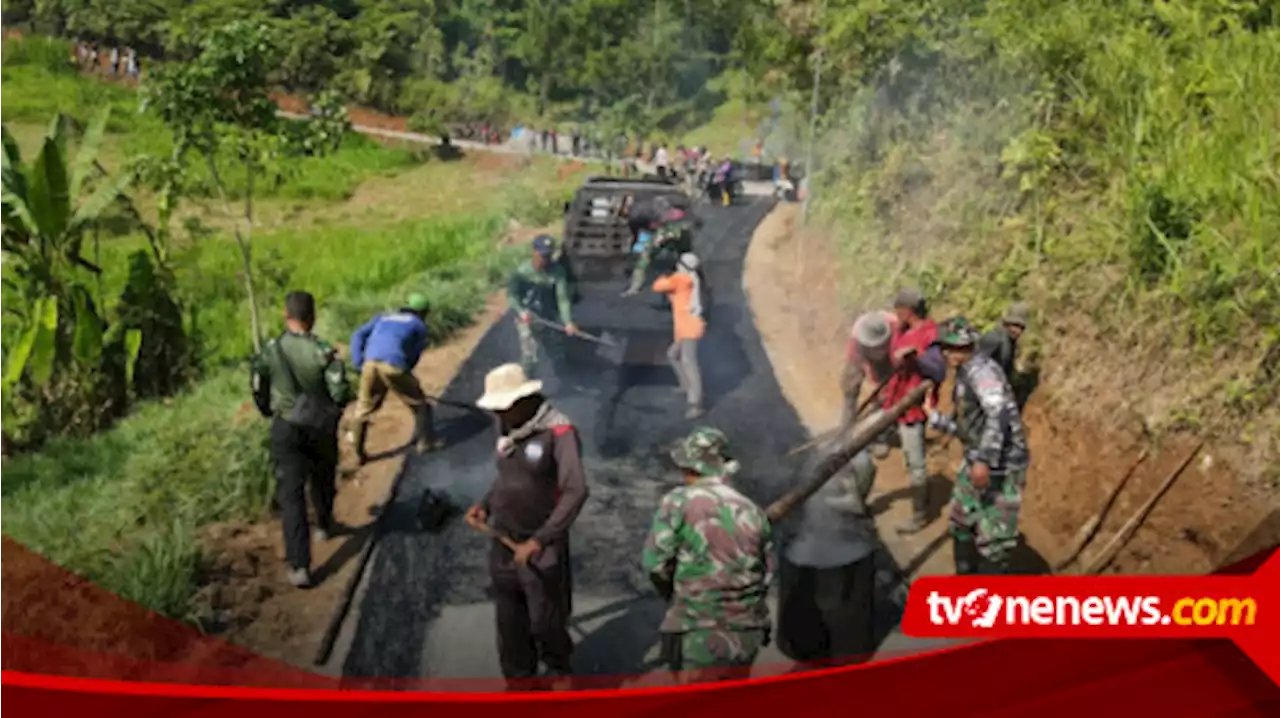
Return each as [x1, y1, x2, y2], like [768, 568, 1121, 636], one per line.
[341, 197, 911, 683]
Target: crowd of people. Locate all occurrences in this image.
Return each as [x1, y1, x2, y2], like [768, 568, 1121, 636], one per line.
[247, 195, 1032, 686]
[71, 39, 141, 78]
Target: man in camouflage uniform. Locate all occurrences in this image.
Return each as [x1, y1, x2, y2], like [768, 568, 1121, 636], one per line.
[926, 317, 1030, 575]
[623, 199, 694, 296]
[642, 427, 773, 680]
[507, 235, 578, 385]
[250, 291, 353, 588]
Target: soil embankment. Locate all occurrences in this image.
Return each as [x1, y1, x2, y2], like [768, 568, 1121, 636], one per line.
[744, 203, 1278, 577]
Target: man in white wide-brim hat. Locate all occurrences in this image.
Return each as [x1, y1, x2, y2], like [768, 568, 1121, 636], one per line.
[841, 309, 899, 437]
[465, 363, 589, 686]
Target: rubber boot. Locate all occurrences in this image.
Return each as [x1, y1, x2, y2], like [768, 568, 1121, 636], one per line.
[894, 484, 930, 535]
[953, 536, 981, 575]
[414, 405, 441, 454]
[351, 421, 369, 466]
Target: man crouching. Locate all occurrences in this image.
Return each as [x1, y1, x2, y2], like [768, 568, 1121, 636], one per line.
[642, 426, 773, 682]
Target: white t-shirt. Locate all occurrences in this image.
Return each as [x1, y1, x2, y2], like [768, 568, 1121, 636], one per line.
[654, 148, 669, 168]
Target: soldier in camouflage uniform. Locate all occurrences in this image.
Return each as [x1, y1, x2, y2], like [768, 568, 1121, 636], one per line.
[926, 317, 1030, 575]
[250, 291, 353, 588]
[507, 235, 578, 384]
[623, 200, 694, 296]
[641, 427, 773, 680]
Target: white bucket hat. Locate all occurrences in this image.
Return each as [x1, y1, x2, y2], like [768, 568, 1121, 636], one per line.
[475, 363, 544, 411]
[853, 312, 892, 351]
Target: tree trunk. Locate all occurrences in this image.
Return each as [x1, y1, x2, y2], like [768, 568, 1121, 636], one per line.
[206, 155, 262, 354]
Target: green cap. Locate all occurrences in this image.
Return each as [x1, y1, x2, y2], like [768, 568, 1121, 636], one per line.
[407, 293, 430, 312]
[937, 316, 980, 348]
[670, 426, 740, 477]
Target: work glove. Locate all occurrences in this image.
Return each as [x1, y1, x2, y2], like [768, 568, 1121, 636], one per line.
[519, 311, 531, 325]
[927, 410, 949, 432]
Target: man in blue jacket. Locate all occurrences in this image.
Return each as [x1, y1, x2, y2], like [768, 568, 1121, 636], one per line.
[348, 294, 438, 466]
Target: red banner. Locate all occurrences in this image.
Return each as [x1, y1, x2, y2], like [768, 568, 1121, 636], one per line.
[2, 544, 1278, 716]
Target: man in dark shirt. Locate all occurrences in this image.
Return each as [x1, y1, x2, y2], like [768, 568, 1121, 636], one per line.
[979, 302, 1030, 404]
[250, 291, 353, 588]
[465, 363, 589, 686]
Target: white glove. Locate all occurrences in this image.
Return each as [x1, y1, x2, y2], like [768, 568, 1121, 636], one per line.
[927, 410, 948, 431]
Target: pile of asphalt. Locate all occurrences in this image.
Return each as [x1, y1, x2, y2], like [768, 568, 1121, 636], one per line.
[341, 198, 909, 683]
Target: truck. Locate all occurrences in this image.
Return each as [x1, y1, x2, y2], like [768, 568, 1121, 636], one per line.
[555, 176, 701, 371]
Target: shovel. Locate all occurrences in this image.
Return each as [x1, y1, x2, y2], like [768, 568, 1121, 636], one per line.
[528, 315, 627, 365]
[417, 487, 547, 577]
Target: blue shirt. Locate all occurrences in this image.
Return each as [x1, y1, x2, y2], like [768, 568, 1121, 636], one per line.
[350, 312, 429, 372]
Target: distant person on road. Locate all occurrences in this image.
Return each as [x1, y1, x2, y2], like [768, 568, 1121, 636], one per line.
[653, 252, 707, 419]
[347, 294, 438, 467]
[654, 144, 671, 180]
[466, 363, 589, 688]
[643, 426, 773, 682]
[110, 46, 120, 75]
[927, 317, 1030, 574]
[250, 291, 353, 589]
[777, 446, 879, 664]
[508, 235, 578, 391]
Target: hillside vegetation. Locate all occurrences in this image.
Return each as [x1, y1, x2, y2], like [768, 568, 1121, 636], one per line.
[766, 0, 1278, 487]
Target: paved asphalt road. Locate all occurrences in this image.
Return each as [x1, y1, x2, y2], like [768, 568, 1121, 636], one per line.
[339, 198, 937, 686]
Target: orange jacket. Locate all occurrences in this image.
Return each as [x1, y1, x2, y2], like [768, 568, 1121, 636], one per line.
[652, 273, 706, 341]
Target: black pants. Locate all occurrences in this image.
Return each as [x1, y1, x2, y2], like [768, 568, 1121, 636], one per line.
[269, 418, 338, 571]
[776, 553, 876, 665]
[490, 540, 574, 681]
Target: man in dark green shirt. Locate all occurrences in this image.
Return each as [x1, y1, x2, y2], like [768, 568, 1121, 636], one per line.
[508, 235, 578, 384]
[250, 291, 353, 588]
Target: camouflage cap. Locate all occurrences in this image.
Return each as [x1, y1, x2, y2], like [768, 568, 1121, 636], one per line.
[670, 425, 740, 477]
[937, 316, 981, 348]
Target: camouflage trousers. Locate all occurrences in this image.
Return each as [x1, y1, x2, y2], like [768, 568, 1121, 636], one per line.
[665, 627, 767, 674]
[516, 320, 567, 377]
[947, 462, 1027, 569]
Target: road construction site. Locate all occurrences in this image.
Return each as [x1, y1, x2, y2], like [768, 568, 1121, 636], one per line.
[315, 198, 947, 685]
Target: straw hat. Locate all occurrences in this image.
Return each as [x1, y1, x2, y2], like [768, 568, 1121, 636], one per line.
[476, 363, 544, 411]
[853, 312, 893, 351]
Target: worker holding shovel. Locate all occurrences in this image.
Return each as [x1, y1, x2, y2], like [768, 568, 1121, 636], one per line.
[642, 426, 773, 682]
[927, 317, 1030, 575]
[465, 363, 589, 687]
[508, 235, 578, 393]
[652, 252, 707, 419]
[347, 293, 438, 466]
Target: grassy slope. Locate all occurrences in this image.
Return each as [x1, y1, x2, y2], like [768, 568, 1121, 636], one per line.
[787, 3, 1280, 486]
[1, 43, 588, 619]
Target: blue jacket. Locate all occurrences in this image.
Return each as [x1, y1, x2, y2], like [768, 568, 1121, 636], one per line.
[350, 311, 429, 372]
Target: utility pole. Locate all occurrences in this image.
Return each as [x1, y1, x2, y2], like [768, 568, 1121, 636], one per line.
[801, 45, 822, 224]
[801, 0, 826, 224]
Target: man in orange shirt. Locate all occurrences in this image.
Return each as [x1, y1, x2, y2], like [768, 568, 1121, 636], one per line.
[653, 253, 707, 419]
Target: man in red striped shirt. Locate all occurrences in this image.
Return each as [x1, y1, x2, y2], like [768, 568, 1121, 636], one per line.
[882, 287, 940, 535]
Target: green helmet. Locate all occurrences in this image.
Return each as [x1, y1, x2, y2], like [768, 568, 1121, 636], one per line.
[937, 316, 980, 348]
[670, 426, 740, 477]
[407, 293, 430, 313]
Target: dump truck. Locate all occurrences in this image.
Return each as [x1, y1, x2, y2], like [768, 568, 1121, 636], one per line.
[555, 176, 701, 372]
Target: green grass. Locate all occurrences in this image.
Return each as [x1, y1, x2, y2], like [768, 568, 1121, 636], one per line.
[1, 34, 585, 619]
[1, 36, 421, 203]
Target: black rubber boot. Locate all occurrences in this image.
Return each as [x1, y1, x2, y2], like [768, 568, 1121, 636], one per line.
[414, 405, 441, 454]
[953, 536, 981, 575]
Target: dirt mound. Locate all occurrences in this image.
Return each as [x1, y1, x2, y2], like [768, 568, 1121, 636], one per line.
[0, 536, 331, 686]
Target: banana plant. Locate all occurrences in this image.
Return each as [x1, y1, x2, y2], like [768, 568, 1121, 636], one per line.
[2, 107, 134, 304]
[0, 295, 58, 453]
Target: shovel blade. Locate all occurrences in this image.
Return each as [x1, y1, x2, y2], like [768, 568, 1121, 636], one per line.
[596, 331, 627, 365]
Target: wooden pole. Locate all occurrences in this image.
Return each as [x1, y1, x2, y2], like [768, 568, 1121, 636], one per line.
[766, 381, 932, 523]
